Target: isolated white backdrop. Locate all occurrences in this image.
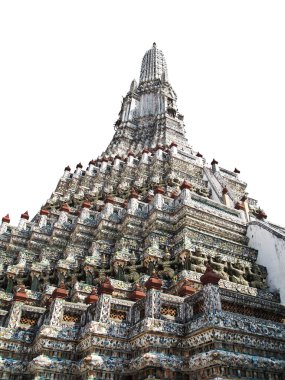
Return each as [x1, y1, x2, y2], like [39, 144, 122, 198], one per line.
[0, 0, 284, 226]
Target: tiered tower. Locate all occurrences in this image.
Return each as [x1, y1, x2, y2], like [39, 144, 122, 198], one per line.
[0, 44, 285, 380]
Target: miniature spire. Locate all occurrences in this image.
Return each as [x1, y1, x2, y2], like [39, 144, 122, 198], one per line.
[52, 281, 68, 299]
[21, 211, 29, 220]
[13, 285, 28, 302]
[82, 200, 91, 209]
[181, 180, 192, 190]
[200, 265, 221, 285]
[98, 277, 114, 295]
[2, 214, 10, 223]
[179, 280, 196, 297]
[145, 271, 163, 290]
[86, 287, 99, 304]
[62, 165, 71, 179]
[60, 203, 70, 213]
[129, 284, 146, 301]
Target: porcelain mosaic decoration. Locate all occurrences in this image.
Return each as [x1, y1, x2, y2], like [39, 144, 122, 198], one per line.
[0, 43, 285, 380]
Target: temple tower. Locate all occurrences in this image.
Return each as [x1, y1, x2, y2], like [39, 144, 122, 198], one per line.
[105, 43, 191, 157]
[0, 43, 284, 380]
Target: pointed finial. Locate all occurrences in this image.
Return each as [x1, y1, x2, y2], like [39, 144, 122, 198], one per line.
[145, 270, 162, 290]
[40, 209, 49, 216]
[52, 280, 68, 299]
[60, 203, 70, 213]
[129, 283, 146, 301]
[14, 285, 27, 302]
[98, 277, 114, 295]
[129, 188, 139, 199]
[200, 264, 221, 285]
[86, 287, 98, 304]
[153, 42, 156, 48]
[181, 180, 192, 190]
[21, 211, 29, 220]
[82, 200, 91, 209]
[2, 214, 10, 223]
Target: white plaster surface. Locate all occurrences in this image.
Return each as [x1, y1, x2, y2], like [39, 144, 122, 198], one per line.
[247, 222, 285, 305]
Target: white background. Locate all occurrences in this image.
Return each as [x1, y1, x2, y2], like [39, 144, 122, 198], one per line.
[0, 0, 284, 226]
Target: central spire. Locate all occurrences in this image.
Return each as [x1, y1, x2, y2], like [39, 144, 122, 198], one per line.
[104, 43, 192, 157]
[139, 43, 168, 83]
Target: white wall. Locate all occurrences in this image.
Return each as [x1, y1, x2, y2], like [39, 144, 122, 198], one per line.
[247, 222, 285, 305]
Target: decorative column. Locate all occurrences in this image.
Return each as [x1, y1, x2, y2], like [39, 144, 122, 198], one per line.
[179, 280, 196, 297]
[86, 288, 99, 305]
[127, 189, 139, 215]
[196, 152, 203, 165]
[113, 155, 121, 169]
[211, 158, 219, 173]
[74, 162, 83, 177]
[235, 196, 249, 222]
[169, 141, 178, 156]
[127, 151, 135, 166]
[155, 144, 163, 160]
[80, 200, 91, 221]
[241, 195, 250, 222]
[153, 187, 165, 210]
[222, 187, 231, 207]
[87, 160, 96, 175]
[39, 209, 49, 228]
[57, 203, 70, 225]
[141, 148, 149, 163]
[255, 208, 268, 220]
[101, 196, 114, 219]
[47, 282, 68, 327]
[0, 214, 10, 234]
[95, 278, 114, 323]
[200, 265, 221, 315]
[180, 180, 192, 205]
[18, 211, 29, 230]
[62, 165, 71, 179]
[129, 284, 146, 301]
[6, 286, 27, 328]
[100, 157, 108, 172]
[145, 272, 162, 319]
[82, 288, 99, 326]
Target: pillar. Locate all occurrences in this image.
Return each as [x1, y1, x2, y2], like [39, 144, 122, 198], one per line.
[95, 278, 114, 322]
[145, 273, 162, 319]
[200, 265, 221, 315]
[0, 214, 10, 234]
[180, 180, 192, 205]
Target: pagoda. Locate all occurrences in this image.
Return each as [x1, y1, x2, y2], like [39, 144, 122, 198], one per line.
[0, 43, 285, 380]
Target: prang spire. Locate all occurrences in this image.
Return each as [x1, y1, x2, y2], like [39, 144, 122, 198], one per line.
[139, 42, 168, 83]
[105, 43, 191, 157]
